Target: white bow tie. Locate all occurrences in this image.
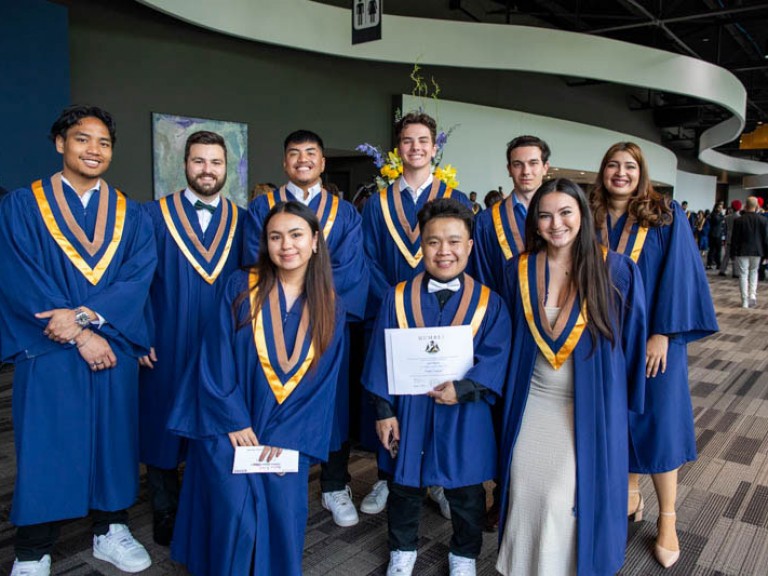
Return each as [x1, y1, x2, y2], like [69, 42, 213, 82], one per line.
[427, 278, 461, 293]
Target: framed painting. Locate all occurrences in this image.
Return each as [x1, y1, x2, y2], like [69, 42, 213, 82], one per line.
[152, 113, 248, 206]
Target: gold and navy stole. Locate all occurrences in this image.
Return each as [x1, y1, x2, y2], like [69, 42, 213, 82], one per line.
[393, 272, 490, 337]
[249, 271, 315, 405]
[491, 196, 525, 259]
[267, 186, 339, 240]
[599, 213, 648, 263]
[518, 252, 587, 370]
[380, 180, 453, 269]
[32, 172, 126, 286]
[159, 191, 239, 285]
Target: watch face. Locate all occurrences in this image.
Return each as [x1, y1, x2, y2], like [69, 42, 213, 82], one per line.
[75, 311, 90, 327]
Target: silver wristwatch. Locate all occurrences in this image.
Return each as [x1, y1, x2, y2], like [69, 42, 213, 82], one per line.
[74, 308, 91, 328]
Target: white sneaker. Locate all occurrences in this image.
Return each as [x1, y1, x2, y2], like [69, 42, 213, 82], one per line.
[448, 552, 476, 576]
[322, 485, 360, 527]
[429, 485, 451, 519]
[10, 555, 51, 576]
[93, 524, 152, 573]
[360, 480, 389, 514]
[386, 550, 417, 576]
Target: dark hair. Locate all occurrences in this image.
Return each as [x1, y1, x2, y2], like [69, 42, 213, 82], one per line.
[49, 105, 117, 145]
[506, 135, 551, 165]
[234, 202, 336, 365]
[395, 112, 437, 144]
[418, 197, 474, 237]
[590, 142, 673, 229]
[284, 130, 325, 154]
[184, 131, 227, 162]
[484, 190, 503, 208]
[525, 178, 616, 346]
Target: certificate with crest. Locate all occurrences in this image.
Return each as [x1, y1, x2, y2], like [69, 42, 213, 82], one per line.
[385, 325, 474, 395]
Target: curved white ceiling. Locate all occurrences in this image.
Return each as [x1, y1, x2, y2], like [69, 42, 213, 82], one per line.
[138, 0, 767, 176]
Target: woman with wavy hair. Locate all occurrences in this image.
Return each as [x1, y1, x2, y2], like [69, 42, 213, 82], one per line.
[497, 178, 647, 576]
[168, 201, 345, 575]
[590, 142, 718, 568]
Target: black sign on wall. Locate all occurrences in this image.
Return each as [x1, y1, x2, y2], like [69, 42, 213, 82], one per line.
[352, 0, 382, 45]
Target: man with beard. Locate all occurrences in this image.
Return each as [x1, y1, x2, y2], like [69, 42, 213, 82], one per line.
[242, 129, 368, 528]
[138, 130, 243, 545]
[0, 105, 156, 576]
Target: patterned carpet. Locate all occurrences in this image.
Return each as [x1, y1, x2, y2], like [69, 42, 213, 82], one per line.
[1, 270, 767, 575]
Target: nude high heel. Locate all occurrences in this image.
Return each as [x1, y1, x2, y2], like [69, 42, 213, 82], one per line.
[628, 489, 644, 522]
[654, 512, 680, 568]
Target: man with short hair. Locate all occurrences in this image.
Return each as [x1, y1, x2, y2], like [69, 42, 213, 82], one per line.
[364, 198, 510, 576]
[719, 199, 742, 277]
[0, 105, 156, 575]
[470, 135, 551, 292]
[730, 196, 768, 308]
[242, 129, 368, 528]
[468, 191, 481, 214]
[706, 202, 725, 270]
[139, 130, 243, 545]
[361, 112, 472, 516]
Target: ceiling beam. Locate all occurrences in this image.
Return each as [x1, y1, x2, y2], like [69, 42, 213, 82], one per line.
[588, 4, 768, 34]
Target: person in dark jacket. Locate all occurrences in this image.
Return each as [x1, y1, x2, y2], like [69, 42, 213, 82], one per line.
[730, 196, 768, 308]
[706, 202, 725, 269]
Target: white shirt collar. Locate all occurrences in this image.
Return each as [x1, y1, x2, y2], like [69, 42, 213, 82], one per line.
[183, 188, 221, 208]
[286, 181, 323, 206]
[61, 175, 101, 208]
[399, 173, 434, 203]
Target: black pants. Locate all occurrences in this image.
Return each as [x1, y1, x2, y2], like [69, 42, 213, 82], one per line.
[15, 509, 128, 561]
[707, 237, 723, 268]
[320, 441, 352, 492]
[146, 465, 180, 513]
[387, 481, 485, 558]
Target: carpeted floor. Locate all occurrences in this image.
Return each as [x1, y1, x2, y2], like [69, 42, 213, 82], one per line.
[1, 270, 767, 575]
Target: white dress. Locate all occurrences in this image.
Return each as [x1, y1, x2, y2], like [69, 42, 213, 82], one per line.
[496, 306, 577, 576]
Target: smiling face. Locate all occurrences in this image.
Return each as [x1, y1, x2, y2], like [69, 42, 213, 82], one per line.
[536, 191, 582, 253]
[185, 143, 227, 198]
[397, 123, 437, 173]
[283, 140, 325, 189]
[602, 150, 640, 201]
[266, 212, 318, 275]
[56, 116, 113, 187]
[422, 216, 473, 281]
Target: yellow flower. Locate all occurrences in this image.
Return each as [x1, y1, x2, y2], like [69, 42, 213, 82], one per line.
[434, 164, 458, 188]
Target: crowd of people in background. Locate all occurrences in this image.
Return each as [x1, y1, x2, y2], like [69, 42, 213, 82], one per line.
[3, 102, 767, 576]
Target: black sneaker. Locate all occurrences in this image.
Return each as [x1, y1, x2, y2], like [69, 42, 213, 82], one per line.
[153, 510, 176, 546]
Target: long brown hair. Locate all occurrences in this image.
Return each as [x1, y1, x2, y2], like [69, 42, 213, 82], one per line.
[590, 142, 673, 229]
[525, 178, 616, 346]
[234, 201, 336, 366]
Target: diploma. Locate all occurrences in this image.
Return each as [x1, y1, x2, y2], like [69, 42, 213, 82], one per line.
[232, 446, 300, 474]
[385, 325, 474, 395]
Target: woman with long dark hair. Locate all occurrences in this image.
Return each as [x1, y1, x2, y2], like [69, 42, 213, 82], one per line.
[168, 201, 345, 575]
[497, 178, 647, 576]
[590, 142, 717, 569]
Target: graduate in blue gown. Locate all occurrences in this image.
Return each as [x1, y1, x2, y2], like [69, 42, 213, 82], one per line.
[169, 201, 345, 576]
[138, 131, 244, 545]
[590, 142, 718, 568]
[470, 135, 551, 292]
[241, 130, 368, 527]
[360, 112, 472, 514]
[364, 198, 511, 576]
[0, 106, 155, 574]
[497, 178, 647, 576]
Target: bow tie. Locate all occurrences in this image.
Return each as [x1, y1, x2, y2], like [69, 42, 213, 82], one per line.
[194, 200, 216, 214]
[427, 278, 461, 293]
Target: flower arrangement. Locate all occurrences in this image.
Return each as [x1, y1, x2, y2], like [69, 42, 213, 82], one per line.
[357, 64, 459, 189]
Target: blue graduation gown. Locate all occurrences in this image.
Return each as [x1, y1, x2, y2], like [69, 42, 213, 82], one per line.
[604, 203, 718, 473]
[242, 188, 367, 450]
[498, 251, 647, 576]
[362, 273, 511, 488]
[0, 176, 156, 525]
[362, 180, 472, 318]
[470, 194, 527, 292]
[138, 192, 243, 469]
[168, 270, 345, 576]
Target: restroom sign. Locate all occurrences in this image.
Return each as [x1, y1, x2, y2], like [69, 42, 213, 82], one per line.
[352, 0, 382, 45]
